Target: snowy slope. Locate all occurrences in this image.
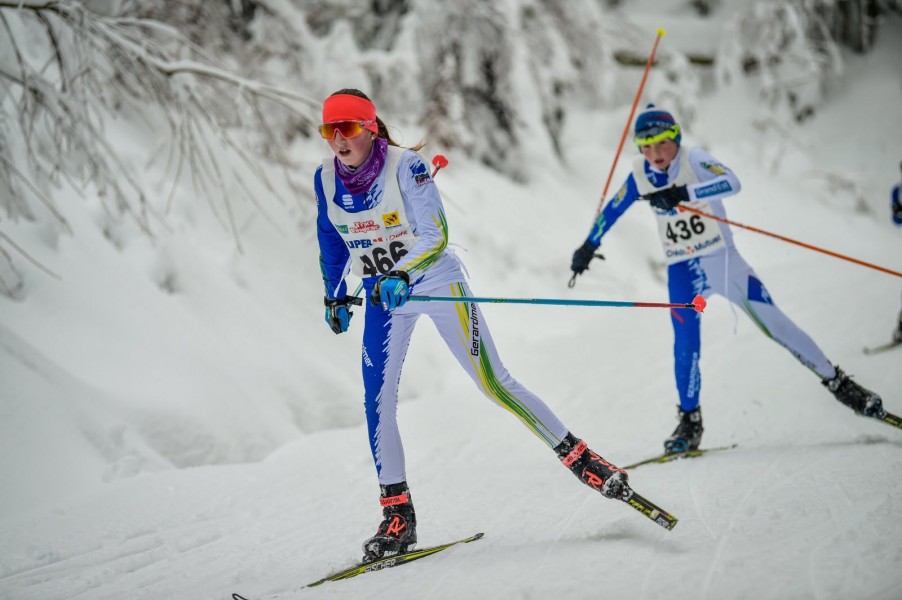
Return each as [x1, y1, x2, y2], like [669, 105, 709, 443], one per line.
[2, 6, 901, 600]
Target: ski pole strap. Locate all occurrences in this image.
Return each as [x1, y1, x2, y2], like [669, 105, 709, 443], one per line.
[380, 493, 410, 507]
[676, 205, 902, 279]
[560, 440, 588, 467]
[331, 295, 363, 306]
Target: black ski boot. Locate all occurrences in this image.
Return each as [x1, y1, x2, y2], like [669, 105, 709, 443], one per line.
[893, 312, 902, 344]
[664, 406, 703, 455]
[362, 482, 417, 563]
[822, 366, 885, 418]
[555, 433, 630, 500]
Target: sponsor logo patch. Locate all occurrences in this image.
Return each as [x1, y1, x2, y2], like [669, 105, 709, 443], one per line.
[470, 303, 480, 356]
[612, 182, 629, 207]
[382, 212, 401, 228]
[695, 180, 732, 199]
[701, 161, 726, 176]
[351, 219, 380, 234]
[409, 159, 431, 187]
[664, 235, 723, 259]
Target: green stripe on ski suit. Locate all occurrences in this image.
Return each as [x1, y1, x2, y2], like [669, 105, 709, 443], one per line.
[740, 297, 773, 339]
[589, 213, 606, 245]
[450, 283, 559, 446]
[404, 211, 448, 275]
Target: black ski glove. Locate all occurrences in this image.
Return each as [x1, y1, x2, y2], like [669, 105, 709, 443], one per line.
[324, 295, 363, 334]
[645, 185, 690, 210]
[571, 240, 603, 275]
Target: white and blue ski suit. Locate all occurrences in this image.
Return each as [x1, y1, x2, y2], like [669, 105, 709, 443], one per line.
[892, 180, 902, 313]
[584, 146, 835, 412]
[315, 146, 569, 485]
[893, 180, 902, 227]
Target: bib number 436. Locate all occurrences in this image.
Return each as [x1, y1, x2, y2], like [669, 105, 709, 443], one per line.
[665, 214, 705, 243]
[360, 241, 408, 276]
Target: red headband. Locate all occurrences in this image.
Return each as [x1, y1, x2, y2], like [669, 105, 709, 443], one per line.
[322, 94, 378, 133]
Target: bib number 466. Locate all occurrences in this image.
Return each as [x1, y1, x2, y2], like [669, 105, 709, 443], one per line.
[360, 241, 408, 276]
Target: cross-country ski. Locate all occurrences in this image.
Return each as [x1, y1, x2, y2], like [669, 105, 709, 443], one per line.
[624, 444, 739, 470]
[231, 533, 485, 599]
[305, 532, 484, 588]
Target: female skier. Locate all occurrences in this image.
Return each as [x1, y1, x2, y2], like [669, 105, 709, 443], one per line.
[315, 89, 631, 561]
[570, 104, 885, 455]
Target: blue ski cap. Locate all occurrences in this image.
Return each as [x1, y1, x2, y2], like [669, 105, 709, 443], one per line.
[634, 104, 681, 146]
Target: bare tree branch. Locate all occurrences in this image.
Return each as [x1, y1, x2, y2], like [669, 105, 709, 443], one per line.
[0, 226, 62, 281]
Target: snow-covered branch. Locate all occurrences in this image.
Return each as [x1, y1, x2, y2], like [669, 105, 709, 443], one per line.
[717, 0, 895, 122]
[0, 0, 319, 296]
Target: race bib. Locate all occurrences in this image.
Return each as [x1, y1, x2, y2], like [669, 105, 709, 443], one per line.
[324, 147, 420, 277]
[345, 223, 416, 277]
[655, 201, 726, 264]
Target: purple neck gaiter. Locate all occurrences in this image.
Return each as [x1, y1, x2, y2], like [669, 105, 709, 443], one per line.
[335, 137, 388, 195]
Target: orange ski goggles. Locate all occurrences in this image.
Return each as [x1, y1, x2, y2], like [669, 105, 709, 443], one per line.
[319, 120, 377, 140]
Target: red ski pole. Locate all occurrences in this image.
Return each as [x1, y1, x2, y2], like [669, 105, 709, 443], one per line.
[568, 30, 665, 290]
[593, 28, 666, 218]
[677, 204, 902, 278]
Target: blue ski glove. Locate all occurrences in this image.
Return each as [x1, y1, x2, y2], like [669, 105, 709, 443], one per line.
[645, 185, 690, 210]
[571, 240, 604, 275]
[324, 295, 362, 334]
[371, 270, 411, 310]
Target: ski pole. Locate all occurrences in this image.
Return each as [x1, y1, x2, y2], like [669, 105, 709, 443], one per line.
[593, 28, 666, 219]
[409, 293, 707, 313]
[570, 29, 665, 290]
[676, 204, 902, 278]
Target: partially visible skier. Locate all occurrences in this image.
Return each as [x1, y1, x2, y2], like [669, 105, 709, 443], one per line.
[569, 104, 886, 455]
[891, 161, 902, 343]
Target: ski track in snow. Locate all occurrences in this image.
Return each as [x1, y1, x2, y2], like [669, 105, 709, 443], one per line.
[805, 442, 900, 600]
[687, 459, 719, 540]
[537, 487, 592, 568]
[699, 446, 791, 600]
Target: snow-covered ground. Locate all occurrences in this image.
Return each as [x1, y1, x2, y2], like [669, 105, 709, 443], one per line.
[2, 6, 901, 600]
